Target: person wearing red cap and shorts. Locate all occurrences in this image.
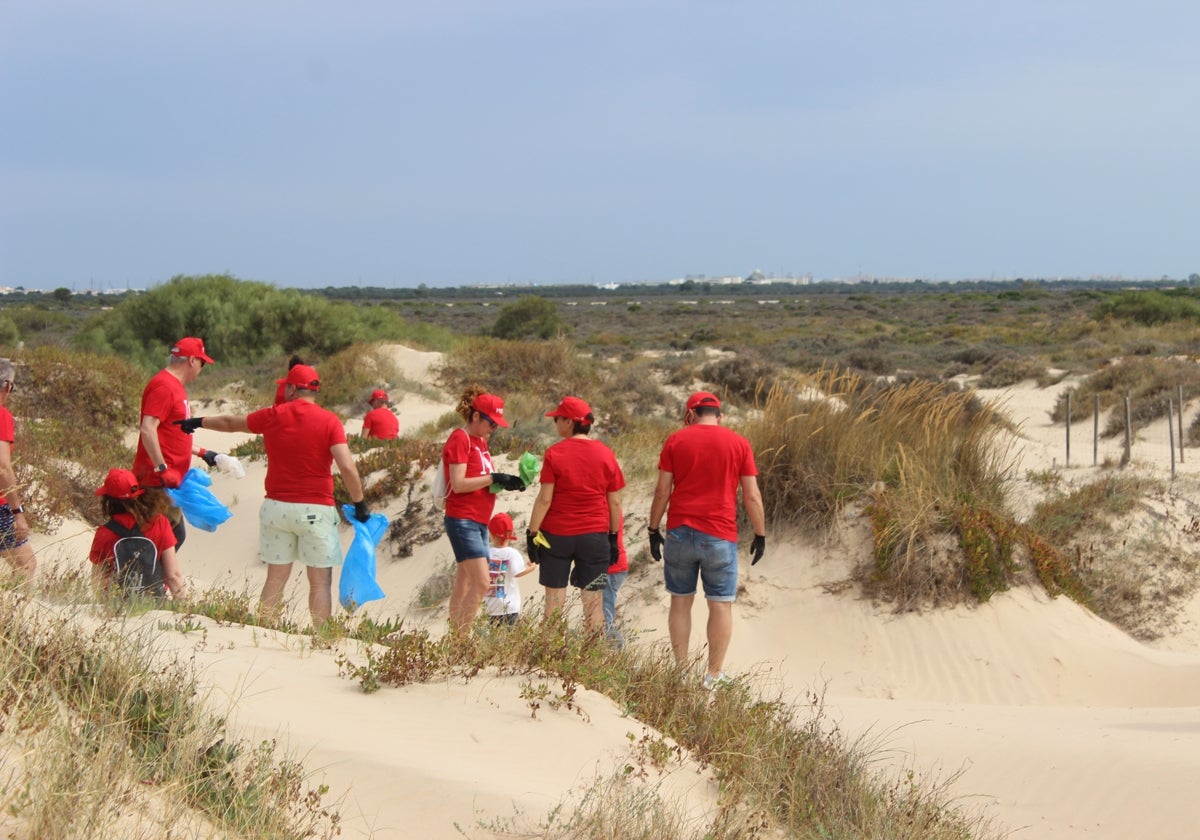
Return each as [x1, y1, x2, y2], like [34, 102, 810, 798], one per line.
[172, 364, 373, 628]
[442, 387, 525, 633]
[131, 336, 219, 551]
[89, 467, 184, 598]
[362, 389, 399, 440]
[527, 395, 625, 633]
[0, 357, 35, 579]
[649, 391, 766, 690]
[484, 512, 537, 625]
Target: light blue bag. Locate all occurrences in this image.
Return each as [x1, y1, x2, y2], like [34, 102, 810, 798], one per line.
[166, 468, 233, 532]
[338, 505, 388, 611]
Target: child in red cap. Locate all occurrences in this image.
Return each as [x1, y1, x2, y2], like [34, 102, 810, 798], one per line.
[88, 468, 185, 599]
[485, 512, 537, 625]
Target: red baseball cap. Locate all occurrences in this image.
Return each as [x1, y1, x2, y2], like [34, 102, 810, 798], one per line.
[276, 364, 321, 391]
[369, 389, 389, 402]
[95, 468, 144, 500]
[686, 391, 721, 411]
[545, 396, 592, 422]
[471, 393, 509, 427]
[488, 512, 516, 541]
[171, 336, 215, 364]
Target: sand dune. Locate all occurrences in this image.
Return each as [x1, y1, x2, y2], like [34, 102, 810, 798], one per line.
[29, 352, 1200, 839]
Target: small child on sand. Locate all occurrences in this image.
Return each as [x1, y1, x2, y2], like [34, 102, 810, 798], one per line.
[485, 512, 537, 625]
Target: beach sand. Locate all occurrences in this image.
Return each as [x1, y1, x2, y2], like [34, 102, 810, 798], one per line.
[28, 350, 1200, 839]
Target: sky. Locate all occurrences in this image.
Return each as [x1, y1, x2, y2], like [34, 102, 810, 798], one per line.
[2, 1, 1198, 291]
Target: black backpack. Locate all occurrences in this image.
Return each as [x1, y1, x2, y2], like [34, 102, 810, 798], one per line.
[104, 518, 166, 599]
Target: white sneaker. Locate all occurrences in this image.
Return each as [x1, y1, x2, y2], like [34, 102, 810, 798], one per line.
[702, 671, 732, 691]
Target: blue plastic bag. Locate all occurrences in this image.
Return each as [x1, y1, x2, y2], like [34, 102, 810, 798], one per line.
[166, 468, 233, 532]
[338, 505, 388, 611]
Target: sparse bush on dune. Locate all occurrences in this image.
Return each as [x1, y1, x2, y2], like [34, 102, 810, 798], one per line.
[6, 346, 144, 532]
[435, 337, 597, 417]
[742, 368, 1069, 608]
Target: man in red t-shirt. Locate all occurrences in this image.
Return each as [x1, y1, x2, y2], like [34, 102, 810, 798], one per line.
[131, 336, 217, 550]
[361, 389, 399, 440]
[648, 392, 766, 689]
[175, 364, 371, 627]
[0, 357, 35, 579]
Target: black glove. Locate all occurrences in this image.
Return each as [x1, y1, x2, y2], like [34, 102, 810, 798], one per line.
[750, 534, 766, 566]
[490, 472, 525, 491]
[648, 527, 664, 562]
[353, 500, 371, 523]
[200, 449, 220, 468]
[608, 531, 619, 566]
[173, 417, 205, 434]
[525, 530, 541, 563]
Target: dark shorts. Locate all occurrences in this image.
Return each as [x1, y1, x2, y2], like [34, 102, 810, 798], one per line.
[444, 516, 489, 562]
[537, 531, 609, 591]
[0, 505, 28, 551]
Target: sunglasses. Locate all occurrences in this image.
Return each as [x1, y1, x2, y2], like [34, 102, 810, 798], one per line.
[479, 413, 498, 429]
[2, 381, 13, 392]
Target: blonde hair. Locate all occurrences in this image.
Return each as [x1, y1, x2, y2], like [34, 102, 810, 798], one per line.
[455, 385, 488, 422]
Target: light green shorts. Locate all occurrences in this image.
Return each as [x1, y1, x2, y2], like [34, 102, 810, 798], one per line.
[259, 499, 342, 568]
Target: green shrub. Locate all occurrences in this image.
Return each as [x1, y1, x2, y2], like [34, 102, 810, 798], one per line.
[490, 295, 566, 340]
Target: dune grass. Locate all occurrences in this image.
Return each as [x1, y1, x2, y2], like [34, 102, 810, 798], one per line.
[334, 615, 1001, 840]
[0, 581, 342, 840]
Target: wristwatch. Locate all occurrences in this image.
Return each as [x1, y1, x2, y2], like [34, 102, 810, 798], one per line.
[12, 506, 23, 515]
[155, 463, 168, 473]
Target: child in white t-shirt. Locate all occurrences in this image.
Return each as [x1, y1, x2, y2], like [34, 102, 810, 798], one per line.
[485, 512, 537, 625]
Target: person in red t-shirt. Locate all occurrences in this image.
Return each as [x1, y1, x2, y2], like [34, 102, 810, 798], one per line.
[648, 391, 766, 690]
[89, 468, 184, 598]
[174, 364, 372, 628]
[442, 387, 525, 634]
[0, 358, 35, 579]
[527, 396, 625, 633]
[131, 336, 218, 551]
[361, 389, 400, 440]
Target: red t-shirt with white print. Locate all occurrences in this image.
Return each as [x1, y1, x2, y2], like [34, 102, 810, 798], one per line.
[443, 427, 496, 524]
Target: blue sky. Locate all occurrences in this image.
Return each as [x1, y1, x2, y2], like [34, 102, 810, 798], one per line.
[2, 1, 1197, 291]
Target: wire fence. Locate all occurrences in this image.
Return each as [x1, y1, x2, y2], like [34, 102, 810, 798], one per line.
[1063, 384, 1188, 479]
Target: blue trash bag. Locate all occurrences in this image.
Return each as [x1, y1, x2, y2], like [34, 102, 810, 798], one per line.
[166, 468, 233, 532]
[338, 505, 388, 612]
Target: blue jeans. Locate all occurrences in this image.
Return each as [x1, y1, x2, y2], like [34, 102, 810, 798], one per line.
[603, 570, 627, 647]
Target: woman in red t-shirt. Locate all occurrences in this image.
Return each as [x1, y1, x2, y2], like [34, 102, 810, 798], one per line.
[88, 468, 185, 598]
[527, 396, 625, 633]
[442, 387, 525, 633]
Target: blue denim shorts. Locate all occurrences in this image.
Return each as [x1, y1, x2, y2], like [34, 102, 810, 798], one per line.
[662, 525, 738, 602]
[0, 505, 28, 551]
[444, 516, 489, 563]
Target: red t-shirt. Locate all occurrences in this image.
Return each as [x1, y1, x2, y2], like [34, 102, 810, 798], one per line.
[273, 382, 287, 406]
[443, 427, 496, 524]
[89, 512, 178, 568]
[246, 400, 348, 505]
[539, 438, 625, 536]
[608, 514, 628, 574]
[0, 405, 13, 506]
[362, 407, 399, 440]
[132, 369, 193, 486]
[658, 424, 758, 542]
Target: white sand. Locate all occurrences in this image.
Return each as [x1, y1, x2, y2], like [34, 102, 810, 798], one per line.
[28, 355, 1200, 839]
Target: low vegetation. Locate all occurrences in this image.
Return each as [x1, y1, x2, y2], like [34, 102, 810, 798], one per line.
[6, 275, 1200, 837]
